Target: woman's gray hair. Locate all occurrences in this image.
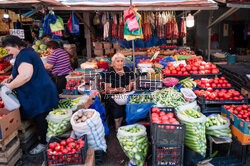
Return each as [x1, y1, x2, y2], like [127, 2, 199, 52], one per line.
[111, 53, 125, 64]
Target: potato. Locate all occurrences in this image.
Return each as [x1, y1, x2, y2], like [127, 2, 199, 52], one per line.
[81, 116, 87, 122]
[76, 119, 82, 123]
[77, 111, 83, 118]
[74, 116, 78, 121]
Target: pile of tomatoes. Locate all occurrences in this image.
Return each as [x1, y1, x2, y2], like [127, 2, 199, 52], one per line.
[46, 137, 86, 165]
[151, 107, 180, 128]
[187, 61, 220, 75]
[163, 63, 189, 76]
[195, 77, 231, 88]
[223, 105, 250, 122]
[194, 89, 244, 100]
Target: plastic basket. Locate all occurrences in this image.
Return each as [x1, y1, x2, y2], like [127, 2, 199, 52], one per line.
[62, 89, 79, 95]
[149, 107, 185, 145]
[44, 135, 88, 166]
[152, 144, 184, 166]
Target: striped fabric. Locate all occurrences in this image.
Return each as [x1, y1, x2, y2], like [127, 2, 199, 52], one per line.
[47, 48, 73, 76]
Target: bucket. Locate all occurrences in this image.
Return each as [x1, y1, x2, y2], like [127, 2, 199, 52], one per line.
[227, 54, 236, 64]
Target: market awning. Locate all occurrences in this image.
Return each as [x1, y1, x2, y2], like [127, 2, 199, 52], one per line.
[48, 0, 218, 11]
[0, 0, 66, 8]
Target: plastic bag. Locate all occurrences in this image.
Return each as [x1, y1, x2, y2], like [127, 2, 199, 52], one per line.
[206, 114, 232, 138]
[0, 86, 20, 111]
[177, 109, 206, 157]
[117, 124, 148, 166]
[71, 12, 80, 35]
[50, 16, 64, 32]
[71, 109, 107, 152]
[46, 109, 72, 139]
[93, 14, 101, 25]
[123, 7, 139, 31]
[159, 56, 176, 67]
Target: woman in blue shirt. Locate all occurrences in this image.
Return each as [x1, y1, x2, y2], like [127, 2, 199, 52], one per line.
[2, 35, 58, 154]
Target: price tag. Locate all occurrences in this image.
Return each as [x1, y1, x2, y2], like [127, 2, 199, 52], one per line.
[151, 51, 160, 61]
[9, 29, 25, 39]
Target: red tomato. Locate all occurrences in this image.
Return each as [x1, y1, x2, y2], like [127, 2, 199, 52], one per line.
[204, 65, 211, 70]
[165, 70, 171, 75]
[226, 83, 231, 87]
[214, 80, 219, 84]
[169, 66, 175, 71]
[223, 80, 228, 83]
[194, 62, 200, 67]
[238, 114, 243, 119]
[211, 64, 217, 69]
[49, 142, 56, 150]
[161, 115, 169, 121]
[220, 77, 225, 80]
[159, 111, 166, 117]
[222, 83, 226, 87]
[223, 93, 230, 99]
[183, 71, 189, 75]
[207, 88, 213, 93]
[217, 84, 222, 87]
[152, 113, 159, 117]
[68, 142, 76, 148]
[62, 148, 68, 154]
[233, 110, 238, 115]
[176, 67, 181, 71]
[205, 70, 211, 74]
[66, 137, 74, 144]
[177, 71, 182, 75]
[233, 91, 240, 97]
[242, 105, 248, 110]
[219, 80, 224, 84]
[212, 69, 219, 74]
[55, 145, 61, 152]
[179, 64, 184, 68]
[211, 83, 217, 87]
[192, 66, 198, 71]
[166, 112, 174, 119]
[218, 93, 224, 98]
[193, 71, 198, 74]
[171, 70, 177, 74]
[152, 107, 160, 114]
[167, 63, 173, 67]
[181, 68, 186, 72]
[60, 140, 66, 146]
[185, 65, 192, 71]
[199, 66, 205, 71]
[220, 89, 227, 93]
[199, 71, 205, 74]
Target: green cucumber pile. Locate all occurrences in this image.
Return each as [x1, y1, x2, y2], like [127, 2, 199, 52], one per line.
[206, 114, 232, 138]
[152, 87, 187, 107]
[178, 109, 206, 156]
[129, 93, 153, 104]
[117, 125, 148, 166]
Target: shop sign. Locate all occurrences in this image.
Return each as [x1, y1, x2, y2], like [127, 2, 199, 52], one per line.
[9, 29, 25, 39]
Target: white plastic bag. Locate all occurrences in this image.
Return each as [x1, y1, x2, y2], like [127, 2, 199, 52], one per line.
[71, 109, 107, 152]
[180, 88, 197, 102]
[117, 124, 148, 166]
[177, 101, 199, 113]
[46, 109, 72, 139]
[0, 86, 20, 111]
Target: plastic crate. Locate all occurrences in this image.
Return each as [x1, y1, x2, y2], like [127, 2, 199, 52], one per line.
[231, 125, 250, 145]
[198, 95, 248, 105]
[190, 73, 221, 79]
[149, 107, 185, 145]
[62, 89, 79, 95]
[44, 135, 88, 166]
[66, 75, 83, 82]
[152, 143, 184, 166]
[196, 86, 232, 90]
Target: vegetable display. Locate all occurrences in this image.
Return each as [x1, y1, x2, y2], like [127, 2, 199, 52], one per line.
[178, 77, 196, 89]
[205, 114, 232, 138]
[117, 124, 148, 166]
[0, 59, 10, 71]
[194, 89, 244, 100]
[129, 93, 153, 104]
[151, 107, 180, 125]
[223, 105, 250, 122]
[46, 109, 72, 139]
[46, 137, 86, 165]
[195, 77, 231, 88]
[152, 87, 187, 107]
[72, 110, 94, 123]
[0, 48, 8, 58]
[186, 61, 219, 75]
[163, 62, 189, 76]
[177, 109, 206, 156]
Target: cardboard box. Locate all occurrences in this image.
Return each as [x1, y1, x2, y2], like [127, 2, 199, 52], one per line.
[93, 42, 103, 49]
[0, 109, 21, 139]
[94, 49, 104, 56]
[103, 43, 112, 49]
[105, 49, 115, 55]
[113, 42, 121, 49]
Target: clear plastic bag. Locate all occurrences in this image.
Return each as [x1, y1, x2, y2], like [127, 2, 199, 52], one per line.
[46, 109, 72, 139]
[117, 124, 148, 166]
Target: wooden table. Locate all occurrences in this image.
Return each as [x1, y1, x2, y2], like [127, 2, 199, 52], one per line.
[42, 148, 95, 166]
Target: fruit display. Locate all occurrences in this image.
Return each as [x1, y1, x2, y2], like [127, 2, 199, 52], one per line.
[163, 62, 189, 76]
[223, 105, 250, 122]
[0, 48, 8, 58]
[194, 89, 245, 100]
[40, 50, 52, 57]
[0, 58, 10, 71]
[32, 40, 47, 53]
[152, 87, 187, 107]
[186, 56, 203, 65]
[195, 77, 231, 89]
[178, 77, 197, 89]
[46, 109, 72, 138]
[72, 110, 94, 123]
[46, 137, 86, 165]
[160, 44, 178, 49]
[54, 98, 82, 110]
[175, 48, 195, 55]
[151, 57, 164, 63]
[147, 46, 161, 55]
[0, 100, 4, 108]
[151, 107, 180, 125]
[66, 79, 82, 90]
[186, 61, 220, 75]
[117, 124, 148, 166]
[129, 93, 153, 104]
[205, 114, 232, 138]
[0, 76, 9, 83]
[177, 109, 206, 156]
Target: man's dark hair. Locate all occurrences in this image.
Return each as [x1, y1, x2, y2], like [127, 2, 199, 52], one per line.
[2, 35, 26, 48]
[46, 40, 60, 50]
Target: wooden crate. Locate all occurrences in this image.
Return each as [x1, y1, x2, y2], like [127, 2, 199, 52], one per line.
[0, 131, 18, 151]
[0, 149, 22, 166]
[0, 137, 20, 163]
[18, 126, 37, 142]
[18, 120, 35, 134]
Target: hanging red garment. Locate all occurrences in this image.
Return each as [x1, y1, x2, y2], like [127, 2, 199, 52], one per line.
[112, 14, 117, 39]
[118, 15, 124, 40]
[166, 20, 172, 39]
[67, 14, 73, 32]
[180, 18, 186, 38]
[156, 13, 161, 39]
[172, 18, 179, 39]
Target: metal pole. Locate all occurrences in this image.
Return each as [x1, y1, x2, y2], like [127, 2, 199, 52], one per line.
[208, 11, 212, 62]
[130, 0, 135, 72]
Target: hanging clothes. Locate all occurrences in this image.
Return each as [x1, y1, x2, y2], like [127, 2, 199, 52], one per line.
[180, 18, 186, 38]
[118, 14, 124, 41]
[50, 16, 64, 32]
[165, 13, 172, 40]
[112, 14, 117, 39]
[172, 18, 179, 39]
[43, 13, 57, 34]
[103, 14, 109, 39]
